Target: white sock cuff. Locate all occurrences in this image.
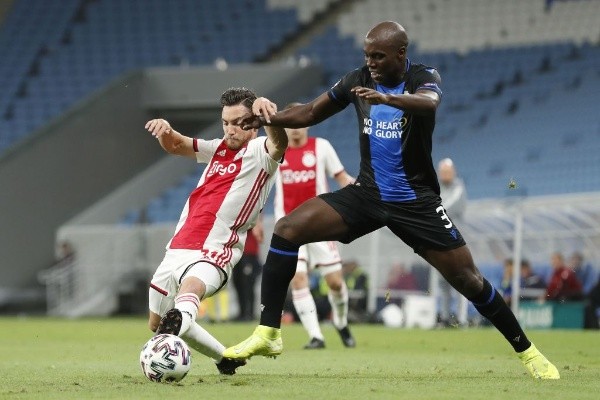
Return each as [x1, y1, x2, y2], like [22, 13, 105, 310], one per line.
[175, 293, 200, 316]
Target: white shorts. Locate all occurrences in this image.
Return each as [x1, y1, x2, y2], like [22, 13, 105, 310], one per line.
[148, 249, 227, 316]
[296, 241, 342, 276]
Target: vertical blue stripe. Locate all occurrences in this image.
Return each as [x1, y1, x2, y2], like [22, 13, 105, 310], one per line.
[368, 82, 416, 201]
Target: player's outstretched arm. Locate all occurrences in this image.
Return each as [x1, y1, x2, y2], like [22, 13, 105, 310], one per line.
[351, 87, 439, 116]
[145, 119, 195, 159]
[243, 93, 342, 130]
[271, 93, 342, 128]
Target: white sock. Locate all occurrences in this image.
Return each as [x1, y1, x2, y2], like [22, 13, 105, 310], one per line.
[182, 320, 225, 362]
[174, 293, 200, 336]
[292, 287, 324, 341]
[328, 282, 349, 329]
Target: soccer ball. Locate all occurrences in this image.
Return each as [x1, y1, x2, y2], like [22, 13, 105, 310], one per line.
[140, 334, 192, 383]
[380, 303, 405, 328]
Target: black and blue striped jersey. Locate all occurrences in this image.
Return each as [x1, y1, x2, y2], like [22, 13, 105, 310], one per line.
[327, 59, 442, 202]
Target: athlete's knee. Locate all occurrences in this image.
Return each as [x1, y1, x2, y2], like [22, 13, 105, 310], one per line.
[448, 270, 483, 297]
[325, 272, 344, 292]
[327, 279, 343, 292]
[273, 216, 302, 242]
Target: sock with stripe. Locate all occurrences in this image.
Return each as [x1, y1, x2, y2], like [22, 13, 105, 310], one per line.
[174, 293, 200, 336]
[469, 278, 531, 352]
[292, 287, 324, 340]
[259, 234, 300, 328]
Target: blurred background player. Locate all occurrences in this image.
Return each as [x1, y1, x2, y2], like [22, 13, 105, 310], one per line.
[569, 252, 598, 297]
[500, 258, 546, 306]
[342, 260, 370, 323]
[274, 102, 356, 349]
[436, 158, 467, 326]
[232, 218, 263, 322]
[386, 262, 418, 291]
[546, 252, 583, 302]
[569, 252, 600, 329]
[145, 87, 287, 375]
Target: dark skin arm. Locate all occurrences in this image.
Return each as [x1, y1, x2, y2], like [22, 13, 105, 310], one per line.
[351, 87, 440, 116]
[245, 93, 343, 129]
[247, 88, 439, 130]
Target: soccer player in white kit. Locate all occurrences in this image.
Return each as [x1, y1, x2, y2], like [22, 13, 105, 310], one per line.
[274, 103, 356, 349]
[144, 88, 287, 375]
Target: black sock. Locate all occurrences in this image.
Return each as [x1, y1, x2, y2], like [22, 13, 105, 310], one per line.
[469, 278, 531, 352]
[259, 234, 300, 328]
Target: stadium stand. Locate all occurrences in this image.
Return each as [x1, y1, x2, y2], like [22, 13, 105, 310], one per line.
[1, 0, 592, 319]
[108, 0, 600, 223]
[0, 0, 600, 205]
[268, 0, 338, 23]
[1, 0, 599, 214]
[0, 0, 300, 152]
[338, 0, 600, 53]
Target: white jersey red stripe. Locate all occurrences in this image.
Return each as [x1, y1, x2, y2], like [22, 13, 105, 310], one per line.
[216, 169, 269, 267]
[168, 136, 279, 272]
[274, 137, 344, 219]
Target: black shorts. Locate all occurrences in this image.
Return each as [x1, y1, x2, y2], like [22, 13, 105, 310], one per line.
[319, 184, 466, 254]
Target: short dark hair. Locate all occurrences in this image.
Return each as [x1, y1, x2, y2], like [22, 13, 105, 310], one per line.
[220, 87, 256, 109]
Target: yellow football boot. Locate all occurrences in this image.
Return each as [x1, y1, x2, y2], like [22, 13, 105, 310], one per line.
[518, 343, 560, 379]
[223, 325, 283, 360]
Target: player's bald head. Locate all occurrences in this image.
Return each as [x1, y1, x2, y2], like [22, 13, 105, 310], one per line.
[365, 21, 408, 49]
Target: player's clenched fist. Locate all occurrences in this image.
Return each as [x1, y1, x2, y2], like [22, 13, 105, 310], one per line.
[145, 119, 172, 138]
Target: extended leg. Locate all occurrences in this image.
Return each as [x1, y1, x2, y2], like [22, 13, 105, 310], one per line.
[423, 245, 559, 379]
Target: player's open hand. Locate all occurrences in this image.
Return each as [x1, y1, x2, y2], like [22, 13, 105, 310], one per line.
[145, 119, 172, 138]
[351, 86, 389, 105]
[252, 97, 277, 124]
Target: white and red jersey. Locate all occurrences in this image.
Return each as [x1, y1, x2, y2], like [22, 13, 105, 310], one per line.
[274, 137, 344, 219]
[168, 136, 279, 271]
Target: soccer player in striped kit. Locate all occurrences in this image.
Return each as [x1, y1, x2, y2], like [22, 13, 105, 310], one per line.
[224, 22, 559, 380]
[275, 103, 356, 349]
[144, 87, 287, 375]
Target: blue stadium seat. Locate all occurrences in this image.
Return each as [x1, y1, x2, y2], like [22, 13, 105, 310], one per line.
[3, 1, 597, 221]
[0, 0, 302, 154]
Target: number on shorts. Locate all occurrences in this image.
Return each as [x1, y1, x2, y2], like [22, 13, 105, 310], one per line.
[435, 206, 453, 228]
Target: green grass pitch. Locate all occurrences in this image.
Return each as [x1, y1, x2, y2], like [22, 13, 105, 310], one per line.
[1, 317, 598, 399]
